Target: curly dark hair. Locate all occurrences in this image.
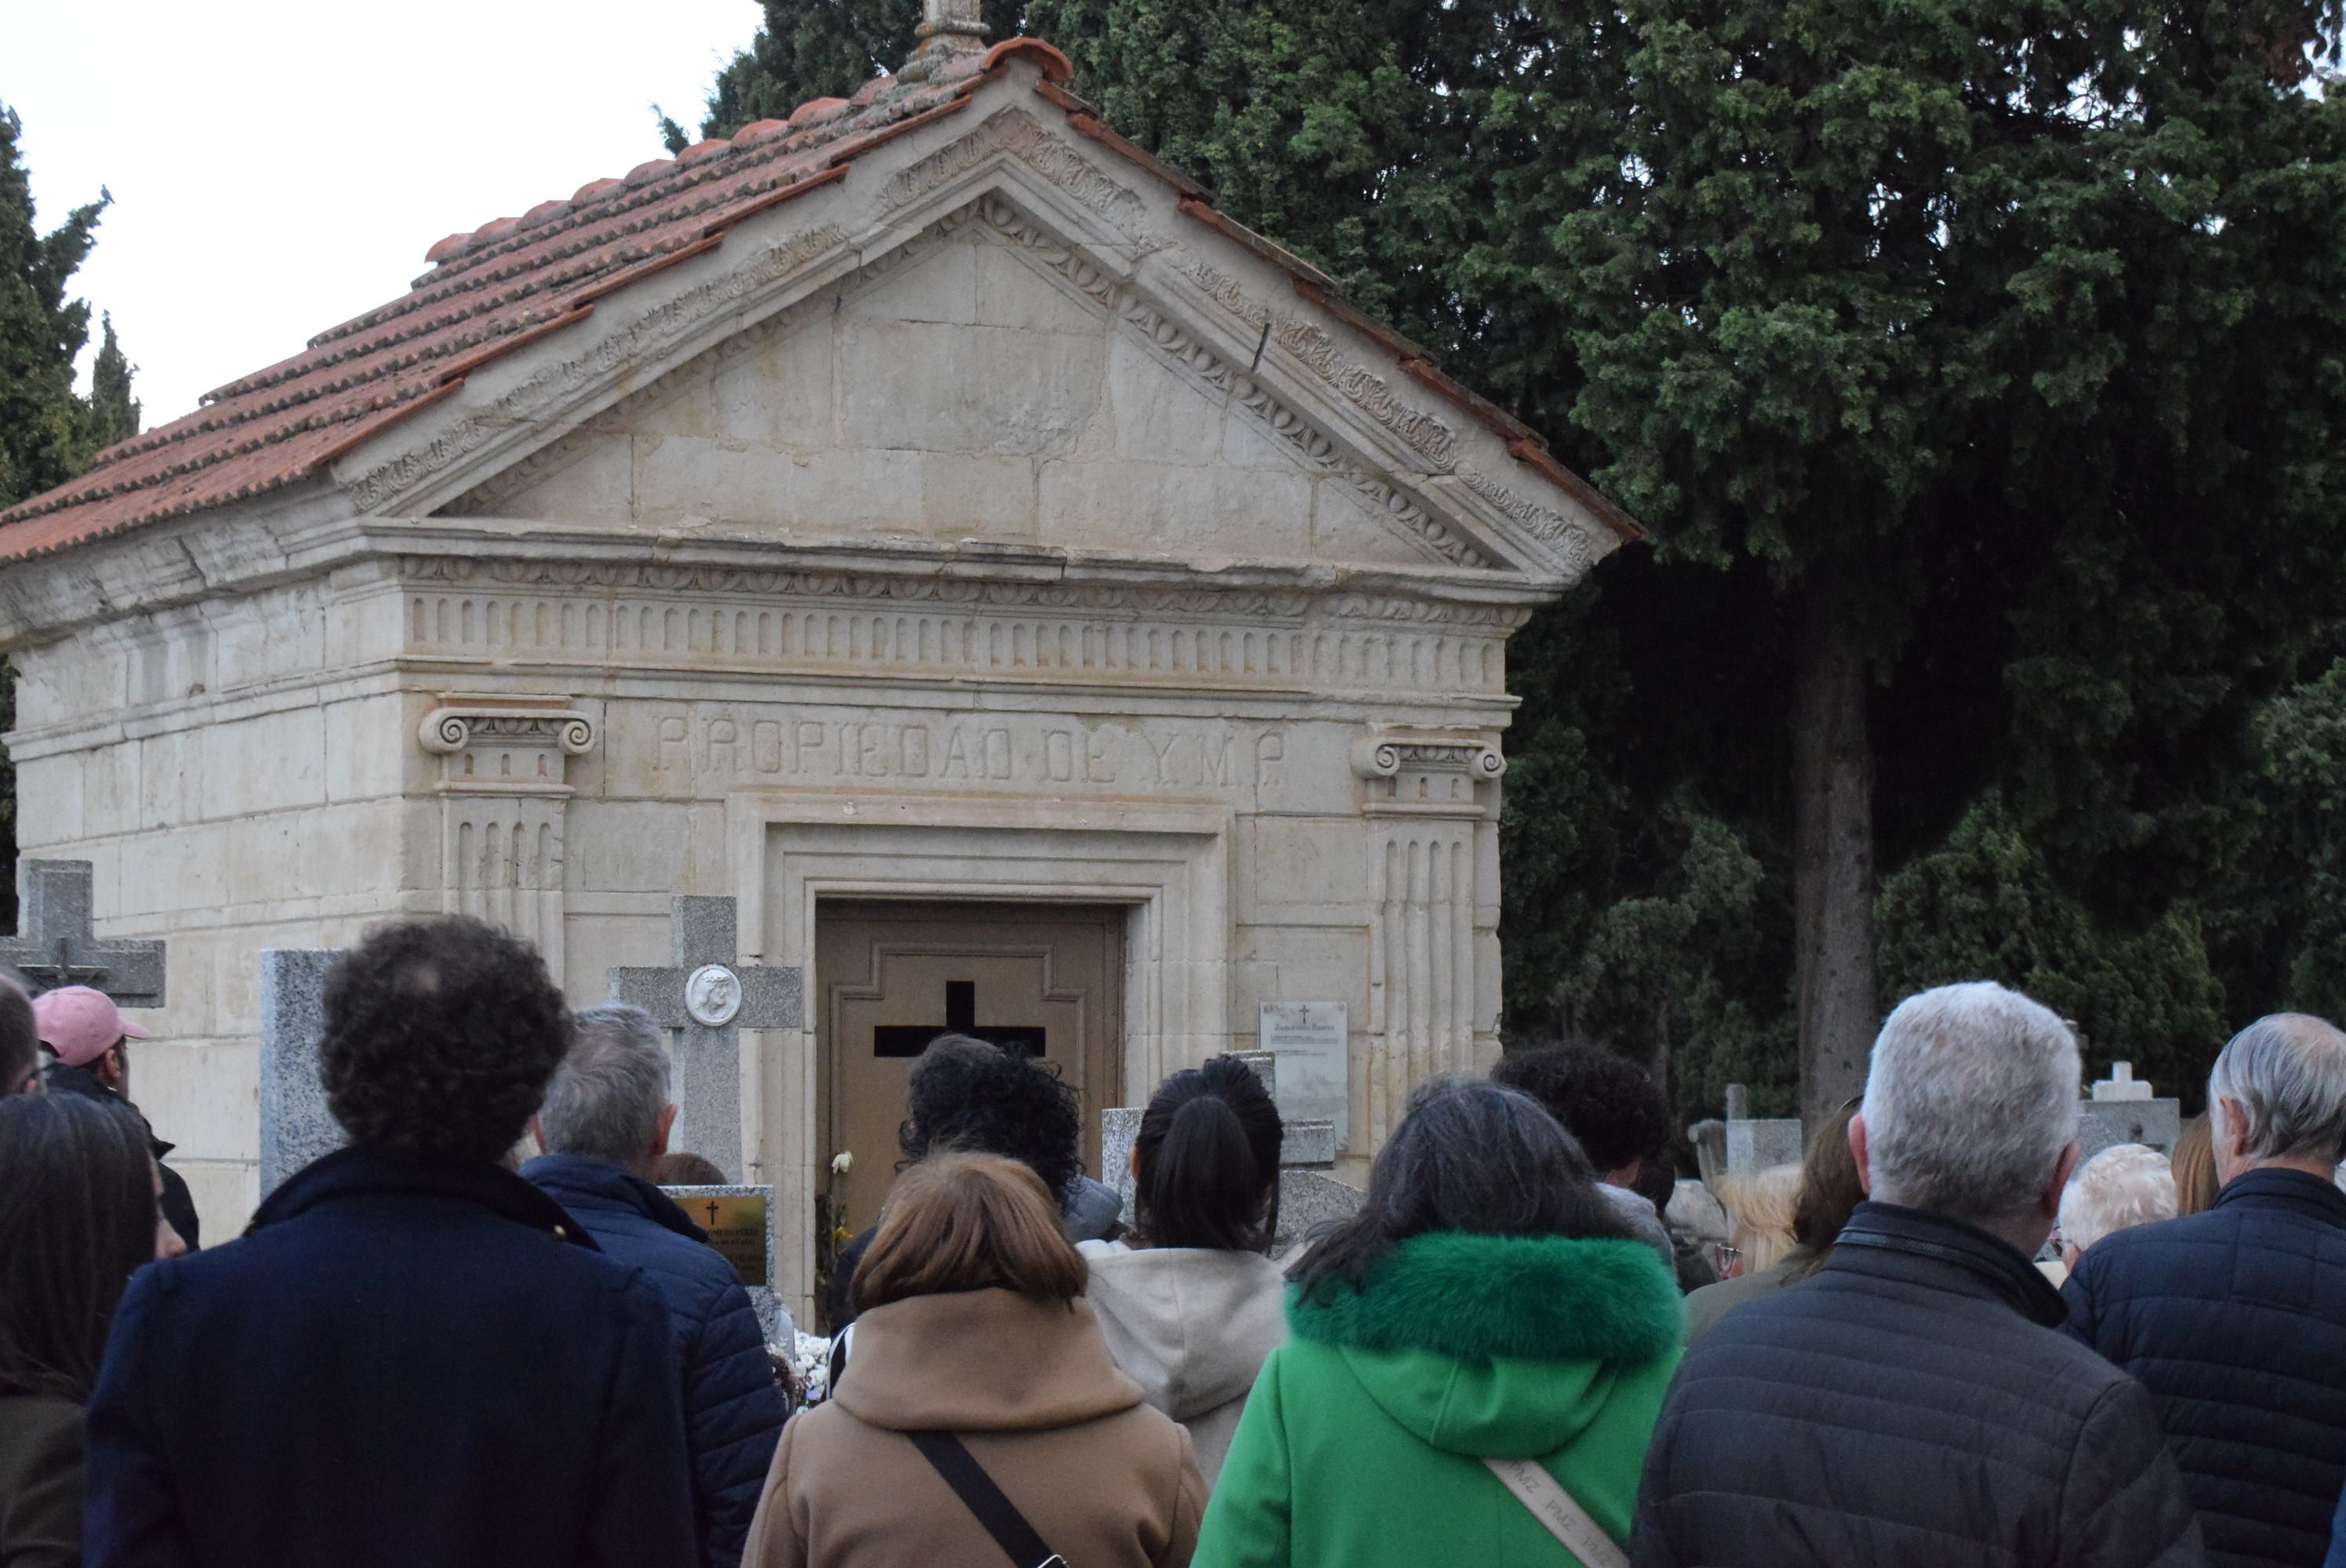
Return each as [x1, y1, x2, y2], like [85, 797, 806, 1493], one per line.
[1490, 1044, 1668, 1176]
[898, 1035, 1083, 1206]
[320, 916, 571, 1163]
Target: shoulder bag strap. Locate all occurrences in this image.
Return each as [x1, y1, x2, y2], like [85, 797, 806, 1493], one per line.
[1484, 1456, 1630, 1568]
[904, 1428, 1067, 1568]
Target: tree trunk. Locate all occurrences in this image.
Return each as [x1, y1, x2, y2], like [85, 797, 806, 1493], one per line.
[1791, 580, 1879, 1133]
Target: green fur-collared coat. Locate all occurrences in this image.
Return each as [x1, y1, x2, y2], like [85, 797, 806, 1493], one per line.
[1192, 1231, 1683, 1568]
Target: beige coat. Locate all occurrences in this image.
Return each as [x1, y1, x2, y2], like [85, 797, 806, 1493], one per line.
[744, 1289, 1204, 1568]
[1078, 1242, 1285, 1486]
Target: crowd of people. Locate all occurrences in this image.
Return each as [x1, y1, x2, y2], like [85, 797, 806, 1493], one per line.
[2, 917, 2346, 1566]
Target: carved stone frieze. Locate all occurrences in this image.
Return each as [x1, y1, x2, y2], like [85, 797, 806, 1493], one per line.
[397, 554, 1320, 617]
[1457, 470, 1600, 575]
[877, 107, 1145, 230]
[1180, 256, 1459, 470]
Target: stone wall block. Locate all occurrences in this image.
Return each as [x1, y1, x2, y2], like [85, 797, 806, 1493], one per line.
[566, 801, 694, 892]
[850, 238, 979, 327]
[714, 318, 833, 452]
[137, 1038, 260, 1163]
[793, 448, 926, 530]
[972, 239, 1099, 334]
[1106, 333, 1224, 463]
[225, 815, 304, 907]
[324, 695, 409, 804]
[201, 707, 325, 819]
[492, 434, 635, 525]
[136, 729, 202, 829]
[13, 756, 83, 845]
[630, 434, 802, 531]
[839, 319, 1103, 456]
[918, 452, 1039, 535]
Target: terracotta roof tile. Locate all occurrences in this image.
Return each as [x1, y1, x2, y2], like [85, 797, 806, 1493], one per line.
[0, 34, 1633, 566]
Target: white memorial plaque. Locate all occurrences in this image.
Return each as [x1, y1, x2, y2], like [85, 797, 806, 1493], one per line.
[1260, 1002, 1347, 1152]
[684, 964, 743, 1027]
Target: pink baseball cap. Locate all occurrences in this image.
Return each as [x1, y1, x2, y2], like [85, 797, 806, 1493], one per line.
[31, 985, 150, 1067]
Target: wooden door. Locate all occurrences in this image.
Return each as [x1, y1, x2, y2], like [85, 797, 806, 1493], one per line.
[815, 900, 1124, 1251]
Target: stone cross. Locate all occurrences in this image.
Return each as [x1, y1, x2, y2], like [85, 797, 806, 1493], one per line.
[2079, 1062, 2180, 1160]
[610, 897, 802, 1181]
[259, 949, 344, 1196]
[1, 860, 165, 1004]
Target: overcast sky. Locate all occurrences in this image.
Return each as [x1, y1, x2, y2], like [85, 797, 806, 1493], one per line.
[8, 0, 767, 425]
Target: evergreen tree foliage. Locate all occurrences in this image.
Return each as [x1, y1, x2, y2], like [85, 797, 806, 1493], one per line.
[0, 106, 107, 510]
[695, 2, 2346, 1131]
[701, 0, 1029, 135]
[0, 103, 141, 930]
[82, 311, 140, 457]
[2255, 661, 2346, 1025]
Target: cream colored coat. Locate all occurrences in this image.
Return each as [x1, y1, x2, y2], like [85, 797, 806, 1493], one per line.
[1079, 1242, 1286, 1485]
[744, 1289, 1204, 1568]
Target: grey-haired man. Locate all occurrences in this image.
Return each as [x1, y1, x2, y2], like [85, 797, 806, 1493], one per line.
[1634, 982, 2201, 1568]
[525, 1004, 790, 1568]
[2066, 1014, 2346, 1568]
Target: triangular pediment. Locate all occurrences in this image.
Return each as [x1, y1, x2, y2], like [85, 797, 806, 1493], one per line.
[371, 97, 1624, 584]
[443, 194, 1496, 572]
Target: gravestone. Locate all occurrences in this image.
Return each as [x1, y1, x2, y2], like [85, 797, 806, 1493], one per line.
[2077, 1061, 2181, 1161]
[1722, 1083, 1803, 1173]
[664, 1182, 792, 1345]
[258, 948, 343, 1196]
[1, 860, 166, 1003]
[610, 896, 803, 1180]
[1259, 1002, 1349, 1152]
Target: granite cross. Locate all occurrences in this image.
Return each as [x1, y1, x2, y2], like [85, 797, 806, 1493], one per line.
[610, 896, 802, 1181]
[0, 860, 166, 1004]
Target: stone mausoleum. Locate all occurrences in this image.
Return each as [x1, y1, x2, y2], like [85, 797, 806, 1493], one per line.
[0, 5, 1632, 1318]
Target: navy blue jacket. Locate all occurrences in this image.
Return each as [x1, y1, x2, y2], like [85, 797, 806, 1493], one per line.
[1636, 1201, 2203, 1568]
[82, 1147, 697, 1568]
[2066, 1168, 2346, 1568]
[524, 1155, 788, 1568]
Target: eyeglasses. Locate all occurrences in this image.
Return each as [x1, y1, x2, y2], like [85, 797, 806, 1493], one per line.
[1705, 1241, 1743, 1276]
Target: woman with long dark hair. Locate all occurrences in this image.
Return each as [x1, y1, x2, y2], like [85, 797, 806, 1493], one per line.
[1193, 1077, 1681, 1568]
[1083, 1057, 1286, 1485]
[0, 1092, 184, 1565]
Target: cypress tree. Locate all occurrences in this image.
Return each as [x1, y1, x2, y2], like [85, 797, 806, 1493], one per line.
[0, 103, 141, 929]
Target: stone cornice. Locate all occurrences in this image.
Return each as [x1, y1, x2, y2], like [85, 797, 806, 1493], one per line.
[0, 502, 1555, 654]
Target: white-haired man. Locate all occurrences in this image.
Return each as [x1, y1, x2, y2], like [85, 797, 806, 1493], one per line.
[1633, 982, 2202, 1568]
[2066, 1014, 2346, 1568]
[523, 1004, 790, 1568]
[2057, 1143, 2177, 1272]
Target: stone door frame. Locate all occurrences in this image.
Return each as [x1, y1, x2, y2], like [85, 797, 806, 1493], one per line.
[723, 787, 1232, 1316]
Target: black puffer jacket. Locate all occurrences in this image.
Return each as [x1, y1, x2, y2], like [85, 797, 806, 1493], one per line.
[1633, 1201, 2204, 1568]
[2064, 1168, 2346, 1568]
[45, 1058, 199, 1249]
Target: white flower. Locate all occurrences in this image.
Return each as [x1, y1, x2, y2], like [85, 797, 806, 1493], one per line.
[830, 1150, 854, 1175]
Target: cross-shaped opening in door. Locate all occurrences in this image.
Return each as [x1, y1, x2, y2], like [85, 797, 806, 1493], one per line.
[873, 978, 1048, 1059]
